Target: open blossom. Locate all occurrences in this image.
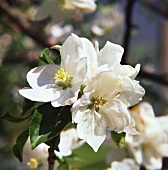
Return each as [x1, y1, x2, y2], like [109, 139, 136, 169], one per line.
[24, 128, 83, 169]
[72, 70, 144, 152]
[107, 158, 139, 170]
[70, 36, 145, 152]
[91, 5, 123, 36]
[35, 0, 96, 22]
[19, 34, 96, 107]
[126, 102, 168, 170]
[55, 128, 85, 158]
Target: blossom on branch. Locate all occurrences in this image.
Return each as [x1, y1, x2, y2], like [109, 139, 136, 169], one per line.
[107, 158, 139, 170]
[19, 34, 95, 107]
[71, 37, 144, 152]
[24, 128, 83, 169]
[126, 102, 168, 169]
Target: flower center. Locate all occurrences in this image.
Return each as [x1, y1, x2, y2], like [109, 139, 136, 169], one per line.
[27, 158, 38, 169]
[54, 68, 73, 90]
[87, 96, 108, 112]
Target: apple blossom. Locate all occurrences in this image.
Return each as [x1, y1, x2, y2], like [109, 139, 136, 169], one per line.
[72, 71, 143, 152]
[91, 5, 123, 36]
[126, 102, 168, 170]
[107, 158, 139, 170]
[19, 34, 96, 107]
[35, 0, 97, 22]
[24, 128, 84, 169]
[55, 128, 85, 158]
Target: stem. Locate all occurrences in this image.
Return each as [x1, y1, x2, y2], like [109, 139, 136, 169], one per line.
[48, 147, 55, 170]
[48, 136, 60, 170]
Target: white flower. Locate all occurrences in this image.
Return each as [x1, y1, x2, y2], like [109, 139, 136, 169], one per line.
[62, 0, 97, 13]
[107, 158, 139, 170]
[50, 24, 73, 39]
[72, 71, 142, 152]
[19, 34, 95, 107]
[126, 102, 168, 170]
[94, 40, 144, 107]
[91, 5, 123, 36]
[24, 128, 84, 169]
[35, 0, 96, 22]
[55, 128, 85, 158]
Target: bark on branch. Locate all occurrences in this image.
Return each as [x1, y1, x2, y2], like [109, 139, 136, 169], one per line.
[122, 0, 136, 64]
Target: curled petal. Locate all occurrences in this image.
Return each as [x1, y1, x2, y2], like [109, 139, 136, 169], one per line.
[27, 64, 59, 89]
[102, 99, 131, 132]
[115, 64, 140, 80]
[118, 77, 145, 107]
[99, 41, 124, 69]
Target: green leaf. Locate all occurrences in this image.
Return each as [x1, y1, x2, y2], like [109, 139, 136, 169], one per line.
[39, 48, 55, 66]
[72, 144, 110, 170]
[29, 103, 71, 149]
[13, 129, 29, 162]
[111, 131, 126, 148]
[55, 55, 61, 65]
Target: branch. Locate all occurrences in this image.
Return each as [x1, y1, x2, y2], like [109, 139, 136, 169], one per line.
[139, 70, 168, 86]
[140, 0, 168, 18]
[0, 0, 49, 47]
[122, 0, 136, 64]
[48, 136, 60, 170]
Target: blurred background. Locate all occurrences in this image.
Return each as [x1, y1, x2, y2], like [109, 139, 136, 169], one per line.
[0, 0, 168, 169]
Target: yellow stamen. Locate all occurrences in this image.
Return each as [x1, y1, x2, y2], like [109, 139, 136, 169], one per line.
[125, 102, 129, 106]
[27, 158, 38, 169]
[92, 96, 108, 109]
[54, 68, 73, 89]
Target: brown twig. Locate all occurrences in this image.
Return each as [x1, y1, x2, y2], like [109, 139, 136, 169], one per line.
[0, 0, 49, 47]
[139, 70, 168, 86]
[122, 0, 136, 64]
[48, 136, 60, 170]
[140, 0, 168, 18]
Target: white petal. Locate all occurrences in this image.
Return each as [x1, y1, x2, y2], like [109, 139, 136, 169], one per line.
[78, 91, 94, 107]
[99, 41, 124, 69]
[76, 109, 106, 152]
[60, 34, 83, 69]
[85, 72, 122, 100]
[73, 0, 97, 13]
[115, 64, 140, 80]
[19, 88, 60, 102]
[51, 88, 78, 107]
[71, 57, 87, 84]
[117, 77, 145, 106]
[102, 99, 131, 132]
[60, 34, 97, 81]
[27, 64, 60, 89]
[143, 147, 162, 170]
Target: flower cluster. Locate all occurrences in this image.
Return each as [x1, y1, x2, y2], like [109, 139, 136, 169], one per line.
[24, 128, 84, 169]
[19, 34, 145, 152]
[126, 102, 168, 169]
